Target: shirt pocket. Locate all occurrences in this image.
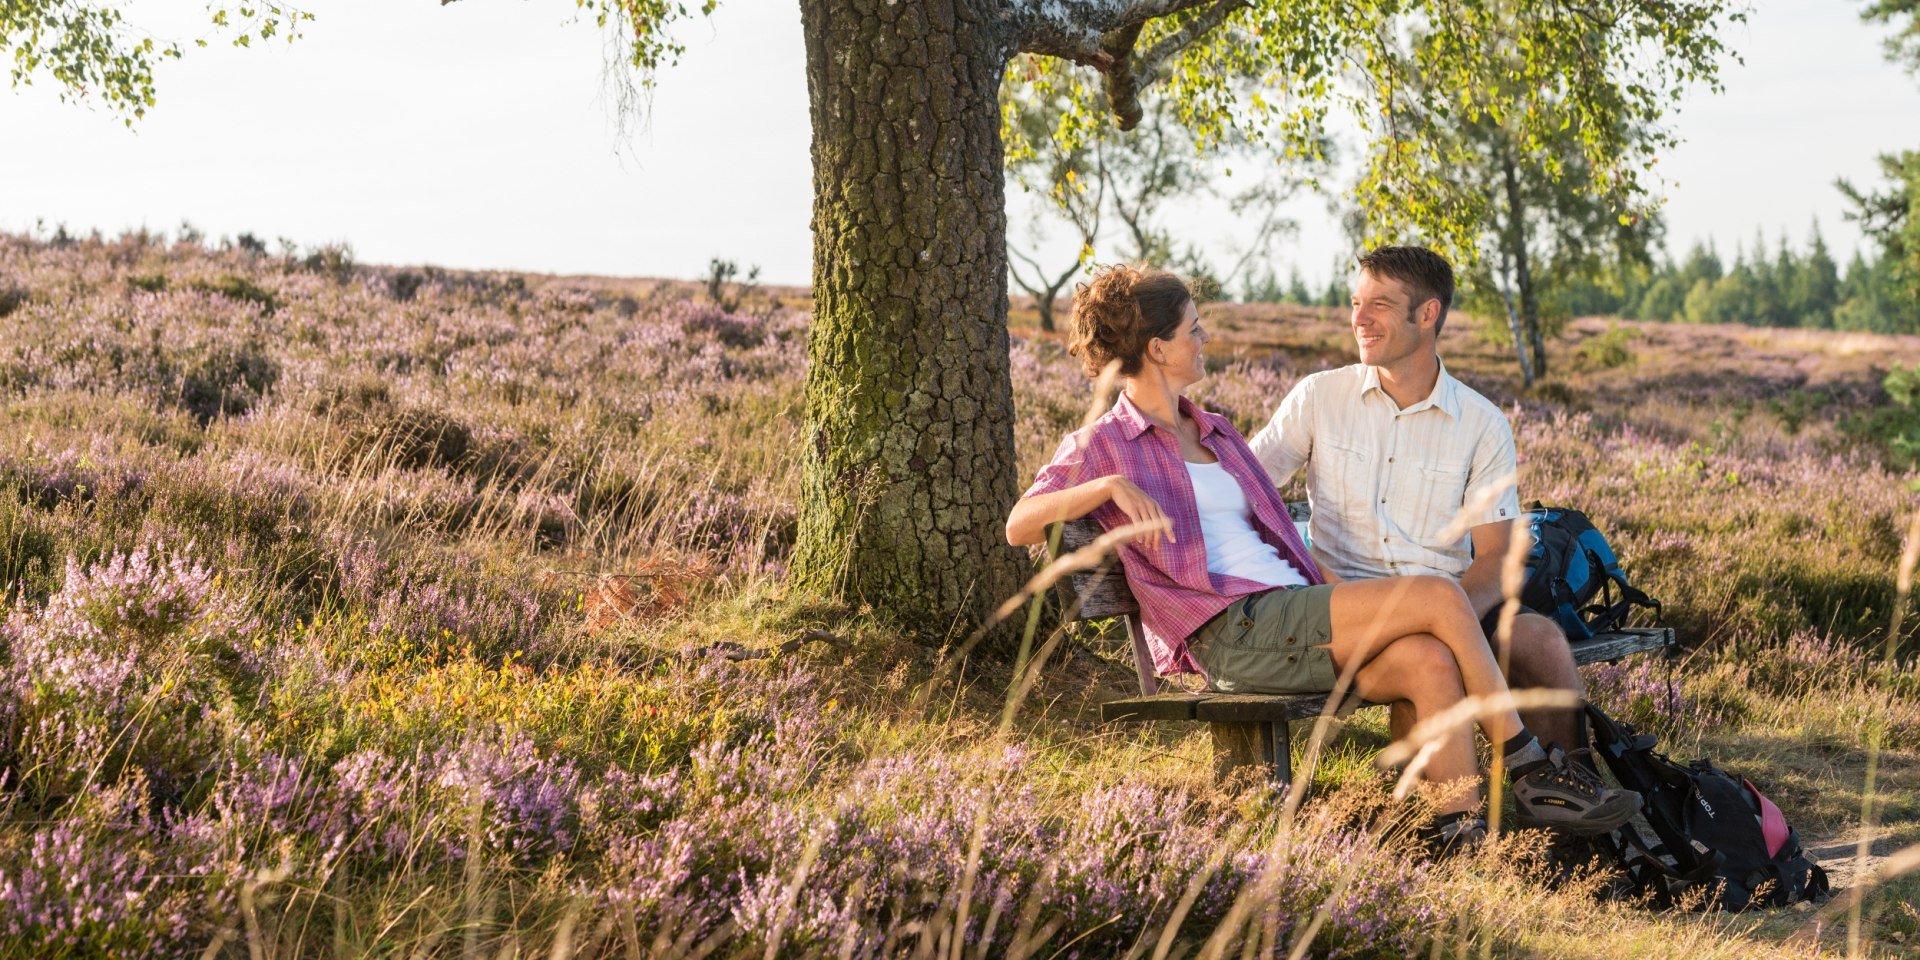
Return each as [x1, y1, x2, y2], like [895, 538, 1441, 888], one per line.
[1309, 438, 1371, 509]
[1405, 459, 1472, 543]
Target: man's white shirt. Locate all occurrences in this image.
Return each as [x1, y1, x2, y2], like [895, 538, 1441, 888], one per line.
[1248, 362, 1522, 581]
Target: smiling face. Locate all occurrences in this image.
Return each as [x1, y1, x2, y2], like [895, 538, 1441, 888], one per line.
[1351, 269, 1436, 368]
[1147, 298, 1209, 387]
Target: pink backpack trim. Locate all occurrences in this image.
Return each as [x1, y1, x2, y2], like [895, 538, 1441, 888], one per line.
[1744, 777, 1789, 859]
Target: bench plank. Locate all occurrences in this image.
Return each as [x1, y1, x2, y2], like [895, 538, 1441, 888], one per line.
[1569, 627, 1670, 665]
[1055, 523, 1139, 620]
[1100, 693, 1204, 722]
[1101, 626, 1674, 725]
[1194, 691, 1366, 723]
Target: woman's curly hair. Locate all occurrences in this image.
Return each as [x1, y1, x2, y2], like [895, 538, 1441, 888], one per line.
[1066, 265, 1194, 378]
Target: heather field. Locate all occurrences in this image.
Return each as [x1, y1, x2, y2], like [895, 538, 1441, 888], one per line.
[1, 230, 1918, 958]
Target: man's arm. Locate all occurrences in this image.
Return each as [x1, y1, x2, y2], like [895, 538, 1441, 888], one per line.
[1459, 519, 1516, 618]
[1456, 416, 1526, 617]
[1247, 377, 1313, 490]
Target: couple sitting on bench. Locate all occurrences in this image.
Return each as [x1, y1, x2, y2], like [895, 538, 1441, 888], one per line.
[1004, 247, 1638, 850]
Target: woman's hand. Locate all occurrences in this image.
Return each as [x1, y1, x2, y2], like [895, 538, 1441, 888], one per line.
[1103, 476, 1175, 547]
[1006, 474, 1175, 548]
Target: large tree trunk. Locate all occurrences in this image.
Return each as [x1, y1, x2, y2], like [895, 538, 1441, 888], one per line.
[794, 0, 1028, 642]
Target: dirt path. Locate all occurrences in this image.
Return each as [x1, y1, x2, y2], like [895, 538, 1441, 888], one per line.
[1787, 825, 1911, 949]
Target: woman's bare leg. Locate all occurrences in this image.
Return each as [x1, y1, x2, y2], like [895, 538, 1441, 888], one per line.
[1323, 575, 1525, 745]
[1351, 634, 1479, 815]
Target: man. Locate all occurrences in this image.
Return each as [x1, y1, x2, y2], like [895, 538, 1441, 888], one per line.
[1248, 245, 1589, 760]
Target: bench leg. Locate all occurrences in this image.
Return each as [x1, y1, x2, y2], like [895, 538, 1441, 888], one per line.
[1272, 719, 1292, 785]
[1210, 720, 1293, 790]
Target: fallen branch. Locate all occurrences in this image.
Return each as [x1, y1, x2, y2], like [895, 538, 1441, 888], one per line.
[687, 629, 847, 662]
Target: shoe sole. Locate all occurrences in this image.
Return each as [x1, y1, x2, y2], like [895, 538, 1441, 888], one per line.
[1512, 791, 1641, 835]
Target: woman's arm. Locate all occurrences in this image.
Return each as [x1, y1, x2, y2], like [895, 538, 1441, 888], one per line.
[1005, 475, 1173, 548]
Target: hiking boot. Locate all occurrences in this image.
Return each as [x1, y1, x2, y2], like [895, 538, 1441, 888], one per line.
[1424, 815, 1489, 858]
[1511, 746, 1641, 834]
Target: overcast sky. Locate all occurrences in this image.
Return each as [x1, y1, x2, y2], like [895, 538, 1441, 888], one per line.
[4, 1, 1918, 288]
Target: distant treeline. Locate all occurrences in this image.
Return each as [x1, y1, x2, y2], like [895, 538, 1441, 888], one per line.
[1564, 229, 1920, 332]
[1248, 229, 1920, 334]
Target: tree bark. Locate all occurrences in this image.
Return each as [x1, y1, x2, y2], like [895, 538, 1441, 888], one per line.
[794, 0, 1028, 642]
[1500, 150, 1547, 381]
[1497, 249, 1533, 389]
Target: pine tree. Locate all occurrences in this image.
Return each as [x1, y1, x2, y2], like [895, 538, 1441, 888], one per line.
[1791, 224, 1840, 327]
[1287, 267, 1315, 305]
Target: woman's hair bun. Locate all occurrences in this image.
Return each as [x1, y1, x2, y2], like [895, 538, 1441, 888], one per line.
[1066, 265, 1193, 378]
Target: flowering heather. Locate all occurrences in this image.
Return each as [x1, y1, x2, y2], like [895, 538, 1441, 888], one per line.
[1582, 657, 1712, 733]
[2, 543, 258, 800]
[0, 233, 1915, 955]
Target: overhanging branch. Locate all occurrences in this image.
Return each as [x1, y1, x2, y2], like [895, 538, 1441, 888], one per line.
[1014, 0, 1250, 131]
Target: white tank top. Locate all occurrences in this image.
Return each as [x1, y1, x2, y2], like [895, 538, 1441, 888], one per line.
[1185, 460, 1309, 588]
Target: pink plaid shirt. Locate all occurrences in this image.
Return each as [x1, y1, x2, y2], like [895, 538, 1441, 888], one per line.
[1023, 392, 1325, 675]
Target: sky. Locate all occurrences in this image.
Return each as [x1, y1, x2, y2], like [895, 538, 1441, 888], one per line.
[3, 1, 1918, 289]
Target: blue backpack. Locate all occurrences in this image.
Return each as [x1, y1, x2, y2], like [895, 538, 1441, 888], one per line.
[1518, 505, 1661, 640]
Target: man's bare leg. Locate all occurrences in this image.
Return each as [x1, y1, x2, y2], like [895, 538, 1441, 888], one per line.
[1388, 701, 1417, 746]
[1351, 635, 1477, 815]
[1505, 612, 1586, 754]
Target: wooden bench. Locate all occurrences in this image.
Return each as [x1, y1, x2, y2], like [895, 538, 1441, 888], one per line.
[1054, 515, 1673, 786]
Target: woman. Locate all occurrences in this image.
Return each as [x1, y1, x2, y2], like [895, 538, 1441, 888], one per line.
[1006, 265, 1636, 845]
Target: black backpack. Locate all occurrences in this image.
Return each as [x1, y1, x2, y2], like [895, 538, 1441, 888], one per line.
[1519, 505, 1661, 641]
[1585, 703, 1829, 910]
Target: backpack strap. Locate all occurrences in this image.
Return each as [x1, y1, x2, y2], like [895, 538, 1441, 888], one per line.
[1588, 571, 1662, 634]
[1615, 826, 1725, 885]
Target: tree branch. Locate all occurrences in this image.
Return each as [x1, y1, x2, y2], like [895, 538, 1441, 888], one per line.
[1015, 0, 1206, 63]
[1014, 0, 1247, 130]
[1137, 0, 1248, 70]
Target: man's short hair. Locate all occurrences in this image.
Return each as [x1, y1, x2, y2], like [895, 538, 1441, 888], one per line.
[1358, 246, 1454, 335]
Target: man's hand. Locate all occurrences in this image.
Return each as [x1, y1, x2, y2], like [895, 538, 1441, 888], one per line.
[1460, 518, 1524, 618]
[1104, 476, 1174, 547]
[1310, 545, 1344, 583]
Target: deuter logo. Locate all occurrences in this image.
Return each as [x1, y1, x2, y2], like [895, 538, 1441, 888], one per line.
[1697, 795, 1716, 819]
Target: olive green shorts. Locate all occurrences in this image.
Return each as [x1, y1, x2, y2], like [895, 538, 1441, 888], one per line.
[1187, 584, 1340, 695]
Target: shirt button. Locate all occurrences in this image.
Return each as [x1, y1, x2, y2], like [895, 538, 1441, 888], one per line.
[1285, 636, 1296, 645]
[1286, 654, 1298, 663]
[1387, 457, 1394, 463]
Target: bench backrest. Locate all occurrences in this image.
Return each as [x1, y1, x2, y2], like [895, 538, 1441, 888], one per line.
[1056, 518, 1139, 618]
[1055, 518, 1157, 694]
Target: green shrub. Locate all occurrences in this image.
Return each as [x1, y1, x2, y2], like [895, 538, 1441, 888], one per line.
[1844, 362, 1920, 471]
[178, 339, 279, 422]
[189, 273, 277, 313]
[302, 241, 355, 283]
[1573, 322, 1640, 370]
[376, 407, 473, 470]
